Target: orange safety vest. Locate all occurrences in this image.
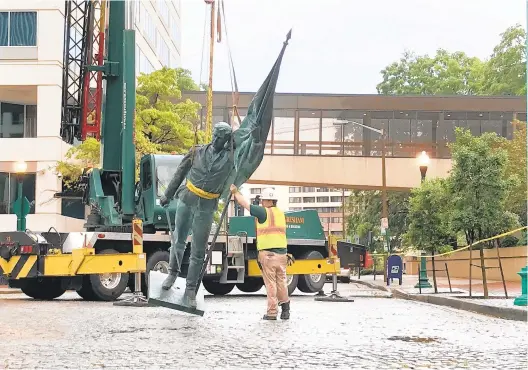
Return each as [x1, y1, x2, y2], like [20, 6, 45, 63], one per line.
[256, 207, 287, 250]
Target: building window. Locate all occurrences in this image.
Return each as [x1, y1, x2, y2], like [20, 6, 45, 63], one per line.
[250, 188, 261, 195]
[289, 187, 301, 193]
[0, 12, 37, 46]
[134, 1, 141, 25]
[302, 187, 316, 192]
[169, 53, 179, 68]
[0, 172, 36, 215]
[317, 187, 329, 192]
[0, 102, 37, 138]
[169, 13, 179, 46]
[138, 48, 154, 74]
[303, 197, 316, 203]
[289, 207, 302, 211]
[289, 197, 302, 203]
[142, 7, 156, 47]
[330, 196, 342, 202]
[157, 32, 169, 67]
[157, 0, 170, 26]
[332, 217, 342, 223]
[317, 196, 329, 202]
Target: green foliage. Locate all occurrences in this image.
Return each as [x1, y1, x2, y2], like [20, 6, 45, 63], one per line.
[377, 49, 485, 95]
[404, 178, 454, 253]
[55, 137, 100, 188]
[135, 67, 203, 154]
[56, 67, 202, 184]
[500, 120, 527, 225]
[377, 24, 526, 96]
[346, 190, 410, 252]
[449, 128, 520, 245]
[482, 24, 527, 96]
[501, 235, 520, 248]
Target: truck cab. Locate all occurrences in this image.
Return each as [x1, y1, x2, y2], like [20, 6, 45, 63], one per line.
[136, 154, 183, 232]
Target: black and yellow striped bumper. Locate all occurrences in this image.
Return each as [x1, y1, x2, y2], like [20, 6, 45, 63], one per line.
[0, 248, 146, 280]
[0, 255, 40, 279]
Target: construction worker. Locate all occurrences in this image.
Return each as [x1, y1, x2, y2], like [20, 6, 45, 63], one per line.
[230, 185, 291, 320]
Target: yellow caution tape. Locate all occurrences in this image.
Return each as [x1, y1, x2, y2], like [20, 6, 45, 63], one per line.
[370, 226, 527, 259]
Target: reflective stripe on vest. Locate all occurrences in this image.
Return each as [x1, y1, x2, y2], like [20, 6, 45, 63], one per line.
[256, 207, 287, 250]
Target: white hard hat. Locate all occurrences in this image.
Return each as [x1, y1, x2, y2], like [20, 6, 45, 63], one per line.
[260, 187, 277, 201]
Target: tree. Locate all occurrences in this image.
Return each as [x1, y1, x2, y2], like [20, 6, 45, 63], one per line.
[346, 190, 410, 252]
[405, 178, 455, 290]
[56, 67, 202, 186]
[376, 24, 526, 96]
[482, 24, 527, 96]
[376, 49, 485, 95]
[449, 127, 520, 297]
[500, 120, 527, 226]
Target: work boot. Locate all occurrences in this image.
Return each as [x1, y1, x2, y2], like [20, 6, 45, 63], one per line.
[183, 288, 197, 309]
[280, 301, 290, 320]
[262, 314, 277, 320]
[161, 273, 178, 290]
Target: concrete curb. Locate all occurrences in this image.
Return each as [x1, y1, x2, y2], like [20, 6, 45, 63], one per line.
[351, 279, 391, 293]
[0, 288, 22, 295]
[351, 279, 528, 322]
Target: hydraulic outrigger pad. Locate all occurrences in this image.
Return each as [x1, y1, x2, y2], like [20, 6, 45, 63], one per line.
[314, 274, 354, 303]
[113, 272, 149, 307]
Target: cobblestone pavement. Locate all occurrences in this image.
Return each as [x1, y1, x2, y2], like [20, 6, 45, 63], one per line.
[0, 283, 527, 369]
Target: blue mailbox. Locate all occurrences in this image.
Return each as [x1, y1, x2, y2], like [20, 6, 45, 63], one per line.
[387, 255, 403, 286]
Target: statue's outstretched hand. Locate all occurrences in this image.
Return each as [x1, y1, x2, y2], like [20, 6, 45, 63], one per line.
[160, 195, 170, 207]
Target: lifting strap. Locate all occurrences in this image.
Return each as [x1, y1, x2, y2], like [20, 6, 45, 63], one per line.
[220, 0, 242, 128]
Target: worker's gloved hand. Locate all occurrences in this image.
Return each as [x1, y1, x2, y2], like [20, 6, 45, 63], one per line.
[160, 195, 170, 207]
[287, 254, 295, 266]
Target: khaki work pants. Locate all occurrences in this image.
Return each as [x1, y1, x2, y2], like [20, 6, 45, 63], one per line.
[258, 250, 289, 317]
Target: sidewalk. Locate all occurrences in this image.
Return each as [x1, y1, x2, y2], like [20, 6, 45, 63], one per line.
[351, 274, 527, 322]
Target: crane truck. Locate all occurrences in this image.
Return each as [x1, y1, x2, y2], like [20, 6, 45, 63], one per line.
[0, 0, 339, 301]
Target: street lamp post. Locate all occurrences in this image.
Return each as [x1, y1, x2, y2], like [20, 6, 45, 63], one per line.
[414, 151, 432, 289]
[13, 161, 30, 232]
[335, 118, 390, 280]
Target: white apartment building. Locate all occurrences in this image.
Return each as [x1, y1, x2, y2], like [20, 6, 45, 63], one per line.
[0, 0, 182, 232]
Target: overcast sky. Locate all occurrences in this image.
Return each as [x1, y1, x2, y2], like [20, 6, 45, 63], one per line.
[180, 0, 525, 94]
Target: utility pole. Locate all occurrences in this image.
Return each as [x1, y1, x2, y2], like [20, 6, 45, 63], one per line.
[341, 188, 346, 239]
[335, 119, 390, 281]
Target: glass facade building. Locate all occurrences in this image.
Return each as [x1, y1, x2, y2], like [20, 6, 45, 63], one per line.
[181, 91, 527, 238]
[182, 92, 526, 159]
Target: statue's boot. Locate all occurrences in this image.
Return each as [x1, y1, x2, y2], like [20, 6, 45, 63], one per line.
[183, 288, 197, 308]
[162, 246, 180, 290]
[161, 272, 178, 290]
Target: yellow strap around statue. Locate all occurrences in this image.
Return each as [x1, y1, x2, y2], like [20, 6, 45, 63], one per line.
[186, 180, 220, 200]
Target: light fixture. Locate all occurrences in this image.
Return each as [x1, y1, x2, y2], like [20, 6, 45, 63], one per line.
[417, 151, 429, 166]
[13, 161, 27, 174]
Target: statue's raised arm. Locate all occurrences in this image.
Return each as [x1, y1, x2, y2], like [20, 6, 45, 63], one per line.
[220, 29, 292, 200]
